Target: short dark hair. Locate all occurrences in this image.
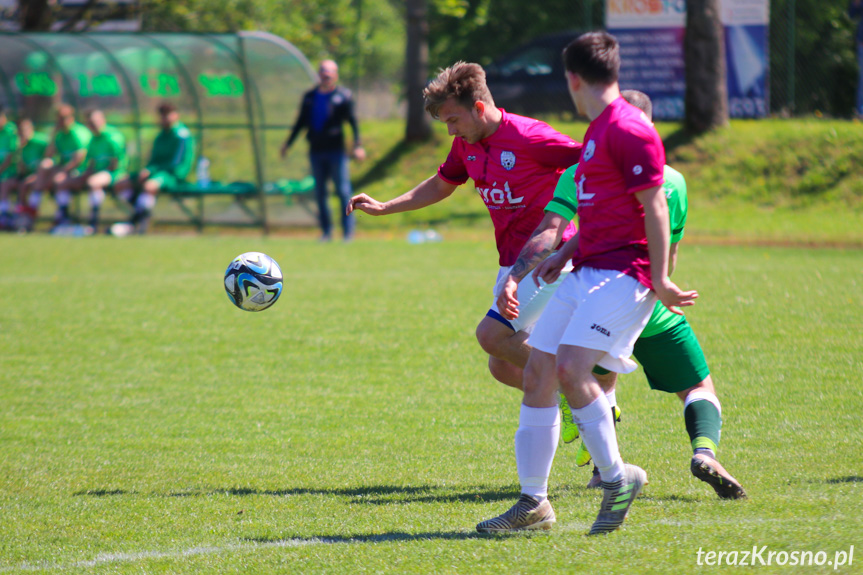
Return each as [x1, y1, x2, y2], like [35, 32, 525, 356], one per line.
[562, 31, 620, 85]
[423, 61, 495, 119]
[157, 102, 177, 115]
[621, 89, 653, 120]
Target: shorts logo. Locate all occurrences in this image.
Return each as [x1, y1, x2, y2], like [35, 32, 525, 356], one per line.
[590, 323, 611, 337]
[583, 139, 595, 161]
[500, 151, 516, 170]
[633, 165, 643, 175]
[467, 155, 477, 161]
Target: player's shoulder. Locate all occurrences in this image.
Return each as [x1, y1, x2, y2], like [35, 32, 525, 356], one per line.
[502, 110, 575, 148]
[174, 123, 192, 139]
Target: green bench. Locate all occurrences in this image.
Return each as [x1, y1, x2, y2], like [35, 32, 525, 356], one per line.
[160, 176, 316, 231]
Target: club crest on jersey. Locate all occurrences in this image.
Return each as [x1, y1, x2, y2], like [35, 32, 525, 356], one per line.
[583, 140, 596, 161]
[467, 155, 477, 161]
[500, 151, 516, 170]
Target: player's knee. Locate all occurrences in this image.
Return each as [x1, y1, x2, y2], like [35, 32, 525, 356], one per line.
[678, 375, 716, 402]
[143, 180, 160, 195]
[488, 356, 523, 389]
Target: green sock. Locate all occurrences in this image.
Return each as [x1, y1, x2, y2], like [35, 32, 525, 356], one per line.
[684, 398, 722, 455]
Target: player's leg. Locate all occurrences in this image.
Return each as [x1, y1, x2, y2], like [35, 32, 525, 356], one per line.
[331, 151, 355, 241]
[28, 159, 54, 224]
[86, 171, 113, 230]
[133, 173, 168, 233]
[476, 353, 563, 532]
[554, 268, 654, 535]
[0, 176, 15, 227]
[633, 318, 746, 499]
[477, 263, 572, 389]
[17, 174, 38, 231]
[51, 168, 80, 225]
[577, 368, 622, 485]
[477, 277, 592, 532]
[310, 152, 333, 241]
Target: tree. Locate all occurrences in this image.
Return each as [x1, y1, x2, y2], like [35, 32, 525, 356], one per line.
[684, 0, 728, 133]
[404, 0, 431, 141]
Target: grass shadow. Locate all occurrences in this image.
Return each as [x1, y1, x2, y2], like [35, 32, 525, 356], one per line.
[212, 484, 520, 505]
[662, 125, 697, 155]
[72, 489, 132, 497]
[243, 530, 496, 546]
[826, 476, 863, 484]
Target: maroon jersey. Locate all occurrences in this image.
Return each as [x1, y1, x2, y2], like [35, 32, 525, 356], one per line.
[438, 110, 582, 266]
[571, 97, 666, 289]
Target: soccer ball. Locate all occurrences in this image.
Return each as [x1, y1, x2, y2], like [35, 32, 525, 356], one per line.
[224, 252, 283, 312]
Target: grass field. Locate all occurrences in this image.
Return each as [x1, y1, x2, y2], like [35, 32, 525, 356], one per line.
[1, 235, 861, 573]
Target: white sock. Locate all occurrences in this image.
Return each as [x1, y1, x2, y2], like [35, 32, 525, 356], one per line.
[572, 394, 625, 483]
[515, 404, 560, 501]
[605, 389, 617, 410]
[89, 188, 105, 208]
[28, 191, 42, 209]
[136, 193, 156, 211]
[56, 189, 71, 207]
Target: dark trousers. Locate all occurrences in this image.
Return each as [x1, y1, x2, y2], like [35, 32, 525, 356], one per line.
[310, 150, 354, 238]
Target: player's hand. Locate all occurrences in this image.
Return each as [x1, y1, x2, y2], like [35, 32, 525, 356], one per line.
[352, 146, 366, 162]
[496, 276, 520, 320]
[279, 144, 288, 160]
[653, 278, 699, 315]
[346, 193, 386, 216]
[533, 251, 567, 286]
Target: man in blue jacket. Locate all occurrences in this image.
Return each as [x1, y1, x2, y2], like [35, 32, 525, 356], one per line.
[281, 60, 365, 242]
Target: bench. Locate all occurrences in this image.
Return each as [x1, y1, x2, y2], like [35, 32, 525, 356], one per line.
[160, 176, 316, 231]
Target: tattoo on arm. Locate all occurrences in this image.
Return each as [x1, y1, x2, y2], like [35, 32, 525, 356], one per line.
[509, 229, 555, 281]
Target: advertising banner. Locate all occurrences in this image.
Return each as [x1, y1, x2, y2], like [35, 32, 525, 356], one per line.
[607, 0, 768, 119]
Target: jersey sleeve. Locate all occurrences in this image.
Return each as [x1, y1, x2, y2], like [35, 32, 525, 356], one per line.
[437, 140, 469, 186]
[545, 163, 579, 221]
[609, 114, 665, 195]
[662, 165, 688, 243]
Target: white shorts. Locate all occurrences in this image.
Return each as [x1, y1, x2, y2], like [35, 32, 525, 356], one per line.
[488, 258, 573, 333]
[528, 267, 657, 373]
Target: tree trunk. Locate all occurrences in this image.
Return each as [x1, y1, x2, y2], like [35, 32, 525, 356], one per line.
[404, 0, 431, 142]
[684, 0, 728, 133]
[18, 0, 53, 30]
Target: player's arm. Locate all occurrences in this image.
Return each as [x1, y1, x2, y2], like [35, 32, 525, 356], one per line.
[61, 148, 86, 172]
[496, 211, 569, 320]
[347, 174, 457, 216]
[534, 229, 579, 286]
[637, 185, 698, 314]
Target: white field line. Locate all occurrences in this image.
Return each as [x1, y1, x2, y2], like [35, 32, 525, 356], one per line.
[0, 538, 334, 573]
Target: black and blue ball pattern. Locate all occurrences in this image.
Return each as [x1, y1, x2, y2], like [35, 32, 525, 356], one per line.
[224, 252, 283, 312]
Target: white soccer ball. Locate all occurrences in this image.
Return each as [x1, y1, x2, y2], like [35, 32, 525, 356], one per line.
[224, 252, 283, 312]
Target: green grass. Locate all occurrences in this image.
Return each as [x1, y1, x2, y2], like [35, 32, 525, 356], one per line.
[1, 236, 861, 573]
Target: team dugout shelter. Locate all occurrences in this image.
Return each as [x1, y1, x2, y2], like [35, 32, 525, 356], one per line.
[0, 31, 318, 232]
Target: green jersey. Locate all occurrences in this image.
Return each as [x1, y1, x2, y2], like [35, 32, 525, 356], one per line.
[87, 126, 127, 174]
[146, 122, 195, 179]
[20, 132, 49, 175]
[546, 163, 688, 338]
[0, 122, 19, 177]
[54, 122, 91, 165]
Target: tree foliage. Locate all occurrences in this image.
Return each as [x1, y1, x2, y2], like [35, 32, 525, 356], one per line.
[140, 0, 404, 85]
[426, 0, 602, 70]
